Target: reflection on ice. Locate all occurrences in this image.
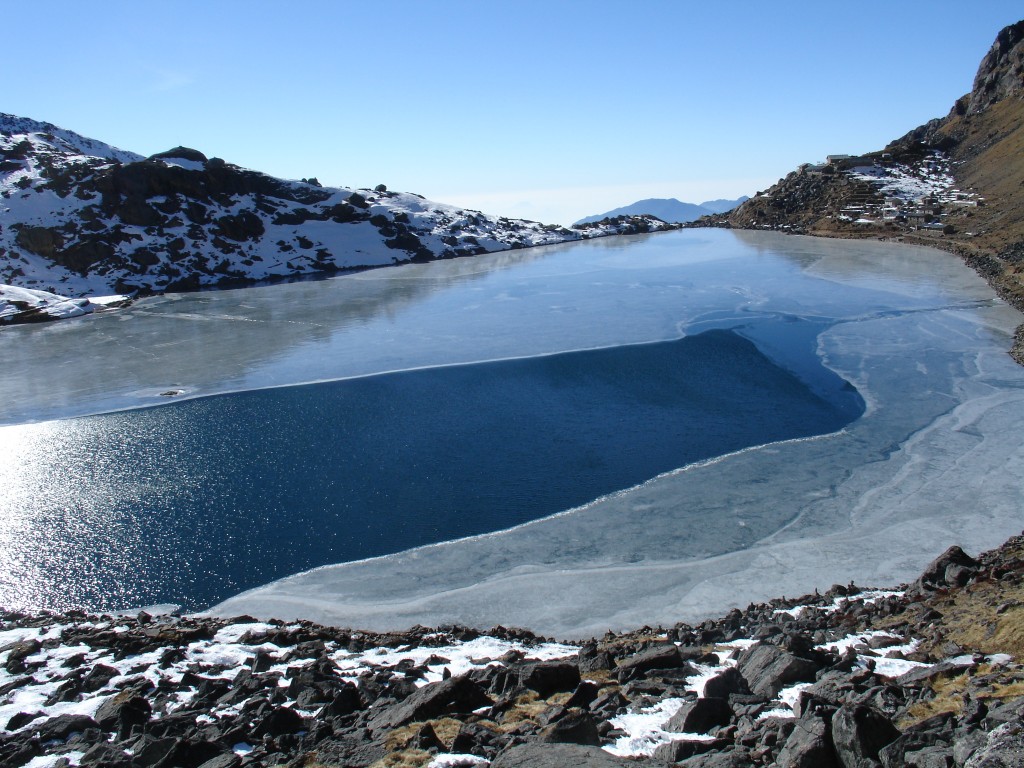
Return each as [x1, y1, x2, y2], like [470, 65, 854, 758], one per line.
[208, 232, 1024, 636]
[3, 229, 1022, 636]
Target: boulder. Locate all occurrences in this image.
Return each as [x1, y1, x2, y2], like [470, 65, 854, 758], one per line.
[736, 643, 819, 698]
[3, 638, 41, 673]
[615, 643, 686, 680]
[916, 546, 978, 591]
[776, 711, 841, 768]
[564, 681, 601, 709]
[34, 713, 100, 742]
[81, 663, 120, 692]
[831, 704, 901, 767]
[311, 736, 386, 768]
[79, 742, 133, 767]
[653, 737, 731, 762]
[369, 674, 493, 730]
[252, 705, 303, 737]
[962, 721, 1024, 767]
[492, 742, 632, 767]
[518, 661, 581, 698]
[94, 690, 151, 735]
[536, 710, 602, 745]
[196, 755, 242, 768]
[449, 721, 508, 758]
[703, 667, 750, 699]
[664, 697, 733, 735]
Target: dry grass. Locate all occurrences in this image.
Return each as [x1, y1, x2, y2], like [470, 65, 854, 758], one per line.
[898, 672, 970, 727]
[898, 665, 1024, 729]
[494, 690, 550, 731]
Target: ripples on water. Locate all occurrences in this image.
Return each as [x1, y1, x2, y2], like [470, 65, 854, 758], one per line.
[0, 327, 862, 612]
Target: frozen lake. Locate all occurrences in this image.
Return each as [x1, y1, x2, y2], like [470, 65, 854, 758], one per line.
[1, 229, 1022, 635]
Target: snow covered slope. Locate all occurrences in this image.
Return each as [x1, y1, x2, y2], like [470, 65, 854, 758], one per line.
[0, 114, 677, 297]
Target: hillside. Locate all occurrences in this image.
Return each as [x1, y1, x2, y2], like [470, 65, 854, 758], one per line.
[0, 115, 676, 310]
[725, 20, 1024, 358]
[2, 533, 1022, 767]
[576, 197, 747, 226]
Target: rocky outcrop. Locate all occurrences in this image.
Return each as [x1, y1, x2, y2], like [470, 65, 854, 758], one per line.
[721, 19, 1024, 353]
[967, 20, 1024, 114]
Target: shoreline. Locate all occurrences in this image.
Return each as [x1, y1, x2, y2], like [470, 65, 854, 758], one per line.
[689, 221, 1024, 365]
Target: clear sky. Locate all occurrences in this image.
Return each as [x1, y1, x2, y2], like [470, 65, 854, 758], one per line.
[5, 1, 1021, 225]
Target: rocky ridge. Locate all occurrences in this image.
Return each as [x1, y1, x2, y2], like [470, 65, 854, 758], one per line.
[0, 114, 677, 317]
[719, 20, 1024, 360]
[2, 534, 1022, 768]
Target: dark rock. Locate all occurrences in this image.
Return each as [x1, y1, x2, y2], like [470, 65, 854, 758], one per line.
[252, 705, 304, 737]
[916, 546, 978, 591]
[703, 666, 751, 699]
[654, 738, 731, 762]
[951, 728, 990, 766]
[674, 746, 753, 766]
[94, 690, 151, 736]
[736, 643, 820, 698]
[591, 690, 628, 715]
[150, 147, 208, 164]
[310, 736, 386, 768]
[536, 710, 602, 745]
[321, 684, 362, 718]
[149, 738, 225, 768]
[518, 661, 581, 698]
[406, 722, 447, 752]
[79, 742, 133, 767]
[369, 674, 493, 730]
[34, 713, 100, 743]
[14, 226, 63, 258]
[775, 711, 840, 768]
[959, 721, 1024, 767]
[81, 663, 120, 692]
[3, 639, 41, 673]
[196, 755, 241, 768]
[615, 643, 686, 680]
[129, 735, 179, 766]
[6, 711, 43, 730]
[831, 704, 901, 767]
[564, 681, 601, 709]
[450, 721, 505, 756]
[902, 745, 955, 767]
[492, 742, 633, 767]
[664, 697, 733, 734]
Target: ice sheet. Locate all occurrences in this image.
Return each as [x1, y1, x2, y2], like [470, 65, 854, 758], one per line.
[3, 230, 1022, 636]
[205, 233, 1024, 637]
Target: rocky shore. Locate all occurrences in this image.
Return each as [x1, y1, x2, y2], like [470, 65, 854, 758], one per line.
[2, 534, 1022, 768]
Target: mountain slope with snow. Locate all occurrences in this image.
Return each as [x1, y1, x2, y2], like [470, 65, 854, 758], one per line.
[0, 115, 676, 298]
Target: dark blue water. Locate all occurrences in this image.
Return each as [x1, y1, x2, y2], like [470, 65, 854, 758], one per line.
[1, 326, 862, 613]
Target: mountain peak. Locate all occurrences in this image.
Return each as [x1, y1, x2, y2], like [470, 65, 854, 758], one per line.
[967, 20, 1024, 114]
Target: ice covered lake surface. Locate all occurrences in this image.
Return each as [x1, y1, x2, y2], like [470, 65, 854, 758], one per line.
[1, 229, 1022, 636]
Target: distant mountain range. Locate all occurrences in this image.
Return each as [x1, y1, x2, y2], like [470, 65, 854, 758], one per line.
[575, 196, 749, 225]
[0, 114, 678, 318]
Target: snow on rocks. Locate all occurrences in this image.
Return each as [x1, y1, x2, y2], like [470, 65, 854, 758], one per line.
[2, 535, 1023, 766]
[0, 112, 680, 304]
[0, 285, 93, 324]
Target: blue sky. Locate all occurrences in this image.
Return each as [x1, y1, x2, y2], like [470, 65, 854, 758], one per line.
[5, 1, 1022, 224]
